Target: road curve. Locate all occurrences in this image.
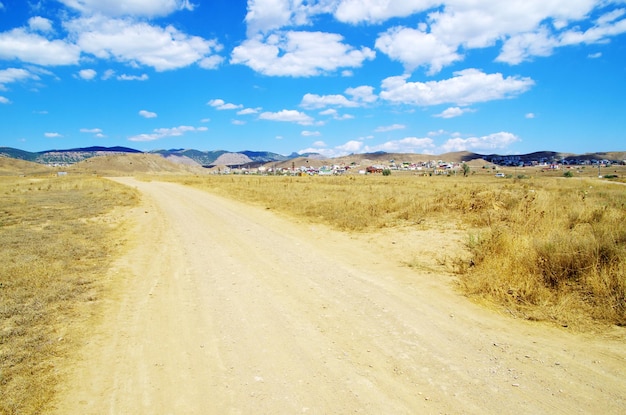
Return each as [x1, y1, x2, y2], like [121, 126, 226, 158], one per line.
[52, 178, 626, 414]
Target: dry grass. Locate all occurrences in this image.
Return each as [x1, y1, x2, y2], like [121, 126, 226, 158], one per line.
[160, 171, 626, 329]
[0, 175, 138, 415]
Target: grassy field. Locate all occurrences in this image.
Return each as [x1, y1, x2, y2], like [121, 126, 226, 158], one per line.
[163, 167, 625, 329]
[0, 175, 138, 415]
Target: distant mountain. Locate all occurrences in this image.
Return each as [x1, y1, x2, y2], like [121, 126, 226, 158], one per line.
[1, 146, 141, 165]
[0, 146, 624, 168]
[0, 147, 39, 162]
[151, 149, 229, 166]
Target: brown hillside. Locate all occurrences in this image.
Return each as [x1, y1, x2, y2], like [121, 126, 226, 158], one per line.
[68, 153, 207, 176]
[0, 156, 53, 176]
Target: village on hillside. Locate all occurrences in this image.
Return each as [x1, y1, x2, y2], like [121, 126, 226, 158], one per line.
[212, 154, 626, 176]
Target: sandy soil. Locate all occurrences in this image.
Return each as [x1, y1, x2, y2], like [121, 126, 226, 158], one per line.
[51, 178, 626, 414]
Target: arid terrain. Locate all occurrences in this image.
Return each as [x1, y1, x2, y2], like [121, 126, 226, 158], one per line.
[46, 177, 625, 414]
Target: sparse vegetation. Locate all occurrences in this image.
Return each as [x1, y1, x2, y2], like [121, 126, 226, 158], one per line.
[163, 173, 626, 328]
[0, 175, 138, 415]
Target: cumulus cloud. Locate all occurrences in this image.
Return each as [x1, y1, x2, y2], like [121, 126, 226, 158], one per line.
[375, 26, 461, 74]
[139, 110, 158, 118]
[380, 69, 534, 106]
[78, 68, 97, 80]
[58, 0, 194, 18]
[525, 112, 536, 119]
[65, 16, 223, 71]
[244, 0, 335, 35]
[0, 28, 80, 66]
[301, 93, 358, 109]
[231, 31, 375, 77]
[301, 130, 321, 136]
[0, 96, 10, 104]
[128, 125, 208, 142]
[237, 107, 261, 115]
[45, 132, 63, 138]
[0, 68, 39, 86]
[80, 128, 105, 137]
[439, 132, 520, 152]
[208, 99, 243, 110]
[332, 1, 623, 72]
[434, 106, 474, 118]
[334, 0, 436, 24]
[28, 16, 53, 33]
[259, 109, 314, 125]
[301, 85, 377, 109]
[319, 108, 354, 120]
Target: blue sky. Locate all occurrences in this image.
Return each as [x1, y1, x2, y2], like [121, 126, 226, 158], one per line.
[0, 0, 625, 156]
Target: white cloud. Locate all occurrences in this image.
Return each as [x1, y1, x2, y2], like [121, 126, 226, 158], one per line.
[375, 26, 461, 74]
[319, 108, 354, 120]
[0, 28, 80, 66]
[128, 125, 208, 142]
[117, 73, 148, 81]
[365, 136, 436, 153]
[80, 128, 106, 137]
[231, 31, 375, 77]
[0, 96, 10, 104]
[345, 85, 377, 104]
[301, 130, 321, 137]
[78, 68, 97, 80]
[45, 132, 63, 138]
[299, 139, 364, 157]
[301, 85, 377, 109]
[588, 52, 602, 58]
[525, 112, 535, 119]
[439, 132, 520, 153]
[334, 0, 436, 24]
[28, 17, 53, 33]
[259, 109, 314, 125]
[139, 110, 158, 118]
[237, 107, 261, 115]
[301, 93, 357, 109]
[208, 99, 243, 110]
[336, 140, 364, 153]
[232, 119, 246, 125]
[496, 26, 557, 64]
[380, 69, 534, 106]
[375, 124, 405, 133]
[237, 1, 626, 75]
[58, 0, 194, 18]
[244, 0, 335, 35]
[65, 16, 223, 71]
[434, 106, 474, 118]
[0, 68, 39, 86]
[337, 1, 621, 72]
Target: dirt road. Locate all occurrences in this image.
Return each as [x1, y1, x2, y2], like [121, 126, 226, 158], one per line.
[52, 178, 626, 414]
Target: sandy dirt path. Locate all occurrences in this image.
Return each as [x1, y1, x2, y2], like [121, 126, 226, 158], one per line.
[52, 178, 626, 414]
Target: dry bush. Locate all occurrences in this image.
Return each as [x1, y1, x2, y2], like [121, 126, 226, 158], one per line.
[164, 173, 626, 328]
[458, 179, 626, 327]
[0, 175, 138, 415]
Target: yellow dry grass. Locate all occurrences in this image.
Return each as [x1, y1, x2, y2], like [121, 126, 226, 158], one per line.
[0, 175, 138, 415]
[161, 170, 625, 329]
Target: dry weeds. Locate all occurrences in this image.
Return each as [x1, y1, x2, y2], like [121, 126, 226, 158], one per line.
[0, 175, 138, 415]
